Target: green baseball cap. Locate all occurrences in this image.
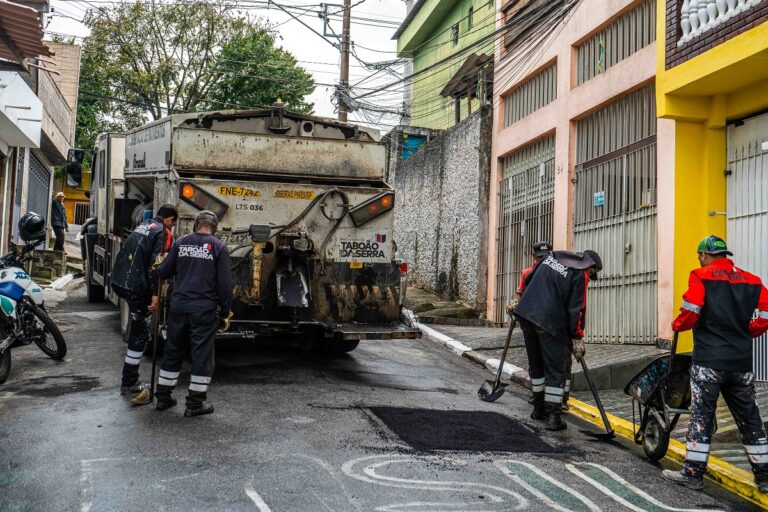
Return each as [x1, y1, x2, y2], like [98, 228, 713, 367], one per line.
[697, 235, 733, 256]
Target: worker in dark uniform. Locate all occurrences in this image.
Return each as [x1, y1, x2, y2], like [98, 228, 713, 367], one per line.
[514, 250, 602, 430]
[663, 236, 768, 492]
[154, 210, 232, 417]
[111, 204, 177, 402]
[508, 241, 552, 406]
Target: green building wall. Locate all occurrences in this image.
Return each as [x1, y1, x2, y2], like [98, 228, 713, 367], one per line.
[396, 0, 495, 130]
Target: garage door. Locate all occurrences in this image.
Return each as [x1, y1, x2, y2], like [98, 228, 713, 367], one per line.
[727, 113, 768, 380]
[573, 85, 658, 344]
[494, 136, 555, 323]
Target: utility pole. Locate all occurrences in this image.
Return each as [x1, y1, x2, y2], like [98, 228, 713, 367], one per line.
[338, 0, 351, 122]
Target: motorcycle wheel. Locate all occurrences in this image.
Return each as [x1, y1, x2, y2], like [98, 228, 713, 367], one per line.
[0, 348, 10, 384]
[29, 305, 67, 360]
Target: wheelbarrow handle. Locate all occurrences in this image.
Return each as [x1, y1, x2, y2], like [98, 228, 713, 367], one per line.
[666, 332, 679, 378]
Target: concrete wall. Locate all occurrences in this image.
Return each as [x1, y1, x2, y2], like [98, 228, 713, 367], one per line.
[386, 107, 491, 311]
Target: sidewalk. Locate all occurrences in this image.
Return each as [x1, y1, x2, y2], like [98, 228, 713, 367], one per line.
[414, 318, 768, 506]
[428, 323, 667, 391]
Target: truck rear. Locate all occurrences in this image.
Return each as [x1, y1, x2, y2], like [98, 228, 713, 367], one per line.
[83, 106, 419, 352]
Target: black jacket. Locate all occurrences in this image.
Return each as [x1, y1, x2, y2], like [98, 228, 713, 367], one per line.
[514, 251, 590, 344]
[51, 200, 67, 229]
[111, 218, 172, 298]
[157, 232, 232, 315]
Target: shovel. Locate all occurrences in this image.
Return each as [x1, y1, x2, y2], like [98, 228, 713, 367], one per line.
[478, 318, 517, 402]
[579, 357, 615, 440]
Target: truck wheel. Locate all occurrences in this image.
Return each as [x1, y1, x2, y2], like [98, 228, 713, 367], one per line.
[120, 298, 131, 343]
[324, 339, 360, 353]
[85, 261, 105, 303]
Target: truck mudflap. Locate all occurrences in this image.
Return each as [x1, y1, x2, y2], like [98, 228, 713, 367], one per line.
[331, 323, 421, 341]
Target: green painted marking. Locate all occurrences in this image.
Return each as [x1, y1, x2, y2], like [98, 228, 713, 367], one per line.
[495, 460, 599, 512]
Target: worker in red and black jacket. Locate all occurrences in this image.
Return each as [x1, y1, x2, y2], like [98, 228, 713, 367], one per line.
[663, 236, 768, 492]
[513, 249, 602, 431]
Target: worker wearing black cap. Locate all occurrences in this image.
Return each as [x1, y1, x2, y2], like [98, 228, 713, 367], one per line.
[154, 210, 232, 417]
[513, 249, 602, 430]
[663, 236, 768, 492]
[508, 241, 552, 406]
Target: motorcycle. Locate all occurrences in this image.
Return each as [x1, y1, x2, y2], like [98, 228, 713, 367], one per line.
[0, 243, 67, 384]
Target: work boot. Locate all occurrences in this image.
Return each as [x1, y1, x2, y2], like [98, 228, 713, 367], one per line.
[661, 469, 703, 490]
[185, 391, 214, 417]
[121, 381, 151, 405]
[530, 392, 546, 420]
[545, 404, 567, 431]
[120, 381, 146, 397]
[155, 385, 177, 411]
[758, 480, 768, 494]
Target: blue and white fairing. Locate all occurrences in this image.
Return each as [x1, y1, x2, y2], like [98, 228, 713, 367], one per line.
[0, 267, 44, 319]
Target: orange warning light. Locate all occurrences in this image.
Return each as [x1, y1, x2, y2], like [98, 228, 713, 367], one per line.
[182, 185, 195, 199]
[380, 196, 393, 207]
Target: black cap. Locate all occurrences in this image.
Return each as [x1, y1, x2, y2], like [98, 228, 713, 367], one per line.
[532, 241, 553, 257]
[583, 250, 602, 280]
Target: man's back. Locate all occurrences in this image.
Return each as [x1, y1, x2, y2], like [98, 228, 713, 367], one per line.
[676, 258, 766, 372]
[159, 232, 232, 314]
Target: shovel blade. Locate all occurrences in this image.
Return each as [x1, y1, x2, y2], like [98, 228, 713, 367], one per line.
[478, 380, 507, 402]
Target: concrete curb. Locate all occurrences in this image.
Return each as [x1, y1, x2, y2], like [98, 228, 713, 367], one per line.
[414, 318, 768, 510]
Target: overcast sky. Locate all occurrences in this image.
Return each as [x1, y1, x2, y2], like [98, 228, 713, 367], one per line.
[45, 0, 407, 131]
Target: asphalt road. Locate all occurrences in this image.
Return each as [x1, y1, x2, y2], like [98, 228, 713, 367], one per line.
[0, 285, 758, 511]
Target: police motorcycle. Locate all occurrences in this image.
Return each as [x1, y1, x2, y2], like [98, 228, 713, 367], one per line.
[0, 213, 67, 384]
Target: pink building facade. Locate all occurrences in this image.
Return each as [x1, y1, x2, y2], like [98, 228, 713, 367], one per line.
[488, 0, 674, 344]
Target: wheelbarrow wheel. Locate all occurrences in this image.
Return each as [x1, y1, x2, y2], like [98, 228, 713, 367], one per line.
[642, 414, 670, 461]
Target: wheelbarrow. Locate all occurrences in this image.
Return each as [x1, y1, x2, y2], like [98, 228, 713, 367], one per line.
[624, 333, 692, 461]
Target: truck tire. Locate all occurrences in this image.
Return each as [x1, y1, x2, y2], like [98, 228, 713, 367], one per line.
[324, 339, 360, 353]
[85, 261, 105, 303]
[0, 348, 10, 384]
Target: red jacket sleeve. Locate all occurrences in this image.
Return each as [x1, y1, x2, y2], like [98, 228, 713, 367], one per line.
[749, 284, 768, 338]
[672, 270, 705, 332]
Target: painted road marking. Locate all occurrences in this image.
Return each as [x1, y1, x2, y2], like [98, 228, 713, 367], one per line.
[245, 480, 274, 512]
[566, 462, 724, 512]
[342, 454, 528, 511]
[495, 460, 600, 512]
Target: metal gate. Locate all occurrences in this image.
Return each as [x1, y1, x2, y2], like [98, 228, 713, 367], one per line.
[727, 112, 768, 380]
[573, 85, 658, 344]
[26, 153, 51, 221]
[494, 136, 555, 323]
[74, 202, 90, 225]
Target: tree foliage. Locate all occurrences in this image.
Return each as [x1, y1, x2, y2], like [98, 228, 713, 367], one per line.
[206, 31, 314, 114]
[76, 0, 315, 150]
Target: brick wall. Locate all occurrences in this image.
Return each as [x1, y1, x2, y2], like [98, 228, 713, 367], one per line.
[665, 1, 768, 69]
[46, 42, 81, 144]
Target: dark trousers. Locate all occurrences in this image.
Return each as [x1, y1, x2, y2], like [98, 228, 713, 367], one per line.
[520, 319, 570, 405]
[158, 310, 217, 407]
[684, 364, 768, 482]
[53, 226, 65, 251]
[121, 295, 151, 387]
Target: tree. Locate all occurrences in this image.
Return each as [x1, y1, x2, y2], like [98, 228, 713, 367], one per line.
[206, 31, 314, 114]
[77, 0, 315, 145]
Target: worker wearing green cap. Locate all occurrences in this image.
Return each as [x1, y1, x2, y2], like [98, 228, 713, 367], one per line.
[663, 235, 768, 492]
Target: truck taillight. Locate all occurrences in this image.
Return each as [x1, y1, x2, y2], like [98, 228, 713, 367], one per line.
[179, 181, 228, 219]
[400, 262, 408, 275]
[349, 192, 395, 227]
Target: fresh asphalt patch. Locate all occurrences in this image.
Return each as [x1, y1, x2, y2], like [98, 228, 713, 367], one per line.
[369, 407, 558, 453]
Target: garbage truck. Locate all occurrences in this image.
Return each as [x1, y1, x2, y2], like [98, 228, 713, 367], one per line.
[74, 104, 419, 352]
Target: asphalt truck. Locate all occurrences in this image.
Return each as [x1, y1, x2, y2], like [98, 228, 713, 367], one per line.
[73, 105, 419, 352]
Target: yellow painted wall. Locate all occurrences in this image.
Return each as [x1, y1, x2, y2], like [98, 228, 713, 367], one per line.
[658, 16, 768, 352]
[671, 120, 727, 352]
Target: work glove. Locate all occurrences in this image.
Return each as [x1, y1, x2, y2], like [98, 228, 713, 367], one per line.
[218, 311, 233, 333]
[506, 298, 519, 317]
[571, 338, 585, 361]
